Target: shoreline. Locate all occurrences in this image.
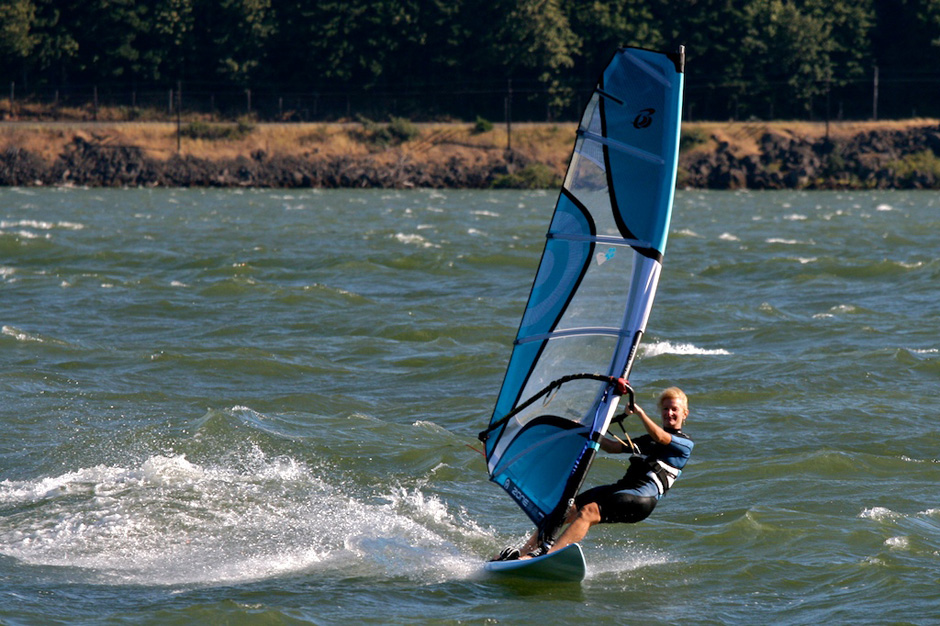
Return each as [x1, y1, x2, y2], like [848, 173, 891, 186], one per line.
[1, 120, 938, 189]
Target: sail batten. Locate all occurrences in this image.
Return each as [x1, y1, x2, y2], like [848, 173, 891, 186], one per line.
[546, 232, 653, 248]
[481, 46, 685, 539]
[578, 129, 666, 165]
[515, 327, 631, 344]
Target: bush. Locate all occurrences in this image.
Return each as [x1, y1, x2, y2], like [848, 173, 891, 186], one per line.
[180, 119, 255, 140]
[491, 163, 560, 189]
[679, 127, 708, 152]
[354, 115, 420, 147]
[472, 116, 493, 134]
[887, 150, 940, 182]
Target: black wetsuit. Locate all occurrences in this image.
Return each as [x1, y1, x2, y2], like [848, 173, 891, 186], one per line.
[574, 429, 693, 524]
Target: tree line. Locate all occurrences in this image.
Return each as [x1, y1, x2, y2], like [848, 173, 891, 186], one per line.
[1, 0, 939, 121]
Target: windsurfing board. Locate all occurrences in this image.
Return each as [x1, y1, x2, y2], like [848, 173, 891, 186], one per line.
[483, 543, 586, 581]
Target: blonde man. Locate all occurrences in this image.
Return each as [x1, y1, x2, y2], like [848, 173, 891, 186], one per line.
[497, 387, 694, 561]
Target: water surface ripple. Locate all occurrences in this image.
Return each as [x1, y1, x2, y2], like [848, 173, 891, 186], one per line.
[1, 188, 938, 624]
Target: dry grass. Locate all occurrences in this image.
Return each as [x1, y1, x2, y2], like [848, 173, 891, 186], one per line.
[688, 119, 939, 156]
[0, 119, 936, 168]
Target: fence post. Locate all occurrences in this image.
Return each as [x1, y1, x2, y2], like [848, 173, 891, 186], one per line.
[246, 88, 252, 115]
[872, 65, 879, 121]
[9, 82, 13, 118]
[93, 86, 98, 121]
[176, 80, 182, 153]
[505, 78, 512, 152]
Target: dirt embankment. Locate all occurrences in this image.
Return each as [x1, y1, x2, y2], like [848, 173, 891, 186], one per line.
[1, 120, 938, 189]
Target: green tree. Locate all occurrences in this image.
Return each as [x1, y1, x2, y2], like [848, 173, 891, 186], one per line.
[200, 0, 275, 84]
[145, 0, 195, 80]
[564, 0, 663, 83]
[804, 0, 874, 83]
[469, 0, 579, 115]
[270, 0, 427, 88]
[742, 0, 835, 116]
[71, 0, 150, 80]
[0, 0, 38, 65]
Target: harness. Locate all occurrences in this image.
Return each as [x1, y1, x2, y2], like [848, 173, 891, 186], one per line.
[626, 429, 689, 496]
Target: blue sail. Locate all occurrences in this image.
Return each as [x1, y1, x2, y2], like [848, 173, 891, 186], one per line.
[480, 47, 685, 535]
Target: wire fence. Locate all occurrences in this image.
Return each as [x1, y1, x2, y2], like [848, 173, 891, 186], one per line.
[4, 68, 940, 125]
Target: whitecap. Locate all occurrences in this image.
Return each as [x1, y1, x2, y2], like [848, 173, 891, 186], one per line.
[2, 325, 42, 343]
[860, 506, 900, 521]
[885, 536, 909, 549]
[393, 233, 439, 248]
[641, 341, 731, 357]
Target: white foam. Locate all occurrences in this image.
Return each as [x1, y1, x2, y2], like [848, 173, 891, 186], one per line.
[641, 341, 731, 357]
[2, 325, 43, 343]
[393, 233, 439, 248]
[0, 449, 482, 586]
[885, 536, 909, 550]
[860, 506, 900, 521]
[0, 219, 84, 230]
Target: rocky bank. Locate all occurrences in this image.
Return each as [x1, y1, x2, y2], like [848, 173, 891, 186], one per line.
[1, 123, 939, 189]
[680, 124, 940, 190]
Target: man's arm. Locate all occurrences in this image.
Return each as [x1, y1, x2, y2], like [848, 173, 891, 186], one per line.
[631, 404, 672, 445]
[599, 435, 628, 453]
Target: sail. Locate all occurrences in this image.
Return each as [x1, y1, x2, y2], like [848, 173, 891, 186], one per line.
[479, 46, 685, 538]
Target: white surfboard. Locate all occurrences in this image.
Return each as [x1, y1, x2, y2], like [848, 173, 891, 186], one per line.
[483, 543, 586, 581]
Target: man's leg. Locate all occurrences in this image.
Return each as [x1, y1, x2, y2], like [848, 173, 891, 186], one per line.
[546, 502, 601, 554]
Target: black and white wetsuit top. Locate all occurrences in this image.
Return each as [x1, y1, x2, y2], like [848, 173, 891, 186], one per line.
[615, 429, 693, 500]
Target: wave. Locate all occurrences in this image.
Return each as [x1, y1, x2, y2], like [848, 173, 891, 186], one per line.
[0, 219, 84, 231]
[0, 408, 490, 587]
[641, 340, 731, 357]
[0, 448, 485, 586]
[1, 325, 73, 347]
[393, 232, 440, 249]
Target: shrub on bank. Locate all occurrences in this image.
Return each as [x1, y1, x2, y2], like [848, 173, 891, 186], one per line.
[472, 116, 493, 134]
[180, 119, 256, 140]
[355, 116, 421, 148]
[491, 163, 560, 189]
[886, 150, 940, 185]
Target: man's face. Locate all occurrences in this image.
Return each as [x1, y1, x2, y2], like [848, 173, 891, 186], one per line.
[660, 397, 688, 430]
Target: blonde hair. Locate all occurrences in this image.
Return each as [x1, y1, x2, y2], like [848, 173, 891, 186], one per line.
[658, 387, 688, 412]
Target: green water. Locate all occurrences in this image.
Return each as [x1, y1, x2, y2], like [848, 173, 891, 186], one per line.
[1, 188, 938, 624]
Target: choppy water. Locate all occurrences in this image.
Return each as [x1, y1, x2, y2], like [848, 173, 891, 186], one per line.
[1, 187, 938, 624]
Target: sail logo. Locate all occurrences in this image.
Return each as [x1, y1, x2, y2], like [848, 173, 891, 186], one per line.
[504, 478, 544, 521]
[596, 247, 616, 265]
[633, 108, 656, 129]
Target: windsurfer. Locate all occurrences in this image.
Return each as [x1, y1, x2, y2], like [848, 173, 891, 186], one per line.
[495, 387, 694, 561]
